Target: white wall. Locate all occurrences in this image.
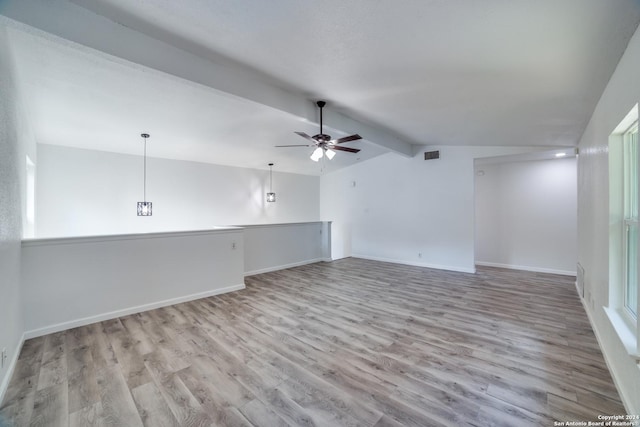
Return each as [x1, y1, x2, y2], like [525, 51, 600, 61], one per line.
[21, 228, 245, 336]
[36, 144, 320, 237]
[320, 146, 544, 273]
[0, 25, 29, 403]
[475, 157, 577, 275]
[577, 24, 640, 413]
[21, 222, 330, 337]
[242, 222, 331, 276]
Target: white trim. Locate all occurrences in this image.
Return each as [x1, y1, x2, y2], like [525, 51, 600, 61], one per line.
[622, 221, 638, 318]
[0, 333, 26, 405]
[21, 227, 242, 247]
[604, 306, 640, 360]
[23, 283, 245, 339]
[233, 221, 326, 229]
[579, 288, 637, 415]
[612, 103, 639, 135]
[475, 261, 576, 276]
[352, 254, 475, 274]
[244, 258, 327, 276]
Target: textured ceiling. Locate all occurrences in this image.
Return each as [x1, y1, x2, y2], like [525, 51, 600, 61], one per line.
[2, 0, 640, 174]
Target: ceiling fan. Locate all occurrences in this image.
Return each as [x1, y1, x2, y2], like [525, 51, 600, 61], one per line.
[276, 101, 362, 161]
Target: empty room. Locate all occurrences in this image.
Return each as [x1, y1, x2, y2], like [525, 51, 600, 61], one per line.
[1, 1, 640, 426]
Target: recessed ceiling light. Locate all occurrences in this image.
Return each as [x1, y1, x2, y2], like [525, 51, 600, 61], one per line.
[555, 152, 567, 158]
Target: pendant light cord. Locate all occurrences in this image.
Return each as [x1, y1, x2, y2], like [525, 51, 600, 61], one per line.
[141, 133, 149, 203]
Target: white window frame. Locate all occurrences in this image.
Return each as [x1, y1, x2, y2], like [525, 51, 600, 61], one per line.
[622, 123, 638, 321]
[606, 104, 640, 360]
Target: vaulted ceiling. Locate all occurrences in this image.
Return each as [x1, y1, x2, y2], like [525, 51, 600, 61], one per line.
[2, 0, 639, 175]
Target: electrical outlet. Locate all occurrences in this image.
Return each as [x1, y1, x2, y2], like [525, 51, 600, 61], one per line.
[1, 348, 6, 368]
[231, 242, 237, 250]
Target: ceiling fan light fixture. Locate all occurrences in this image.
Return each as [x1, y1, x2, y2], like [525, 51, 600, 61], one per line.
[310, 147, 323, 162]
[325, 148, 336, 160]
[279, 101, 362, 162]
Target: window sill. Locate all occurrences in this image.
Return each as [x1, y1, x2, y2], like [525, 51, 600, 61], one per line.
[604, 306, 640, 361]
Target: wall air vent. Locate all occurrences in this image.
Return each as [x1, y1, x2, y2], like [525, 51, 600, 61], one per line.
[424, 150, 440, 160]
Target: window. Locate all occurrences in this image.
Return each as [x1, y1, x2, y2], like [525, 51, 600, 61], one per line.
[607, 104, 639, 358]
[623, 124, 638, 319]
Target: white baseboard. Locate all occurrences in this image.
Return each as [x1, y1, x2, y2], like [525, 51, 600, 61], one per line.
[244, 258, 327, 276]
[24, 283, 245, 339]
[475, 261, 576, 276]
[0, 332, 25, 405]
[352, 254, 476, 274]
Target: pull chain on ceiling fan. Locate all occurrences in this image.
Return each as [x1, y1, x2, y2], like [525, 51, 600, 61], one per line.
[275, 101, 362, 161]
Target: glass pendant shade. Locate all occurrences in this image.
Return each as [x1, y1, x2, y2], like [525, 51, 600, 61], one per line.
[325, 148, 336, 160]
[310, 147, 323, 162]
[137, 201, 152, 216]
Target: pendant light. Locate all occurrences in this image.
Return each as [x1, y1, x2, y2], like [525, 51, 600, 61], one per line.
[266, 163, 276, 202]
[137, 133, 152, 216]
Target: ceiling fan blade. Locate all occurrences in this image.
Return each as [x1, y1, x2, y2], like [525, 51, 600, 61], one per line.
[331, 134, 362, 144]
[275, 144, 313, 147]
[332, 146, 361, 153]
[294, 131, 317, 143]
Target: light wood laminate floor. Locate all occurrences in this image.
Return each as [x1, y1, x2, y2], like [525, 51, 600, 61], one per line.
[0, 258, 626, 426]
